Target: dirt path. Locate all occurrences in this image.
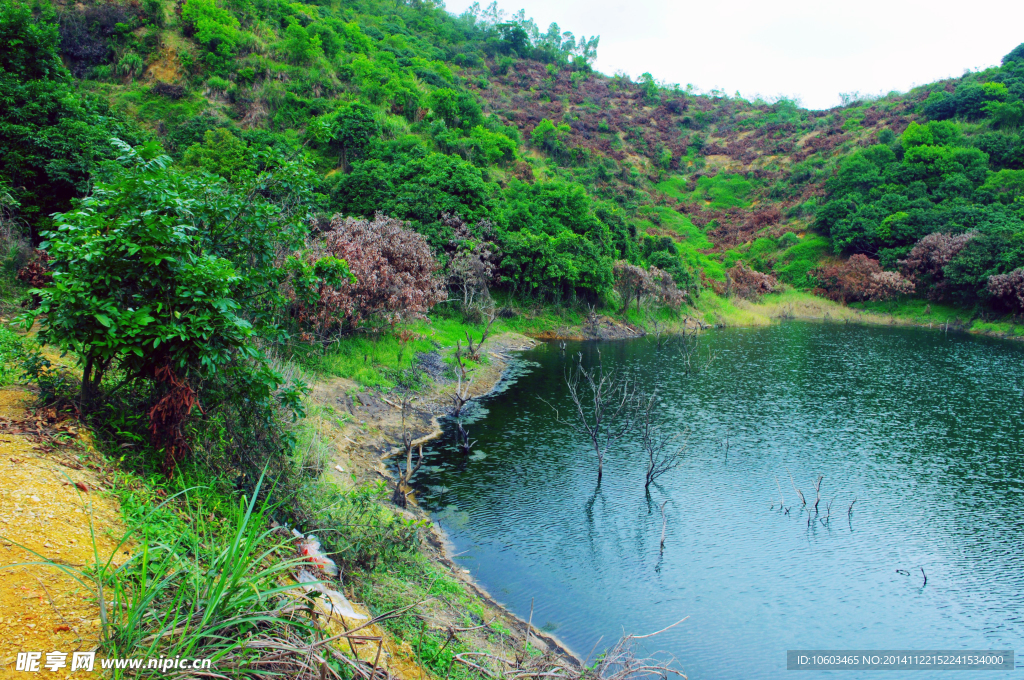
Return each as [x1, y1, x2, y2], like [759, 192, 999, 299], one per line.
[0, 388, 127, 677]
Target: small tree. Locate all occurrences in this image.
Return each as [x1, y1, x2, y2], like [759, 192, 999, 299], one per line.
[291, 213, 446, 339]
[326, 102, 380, 170]
[543, 351, 635, 485]
[649, 266, 685, 310]
[22, 141, 311, 474]
[614, 260, 654, 315]
[443, 214, 500, 307]
[726, 261, 776, 300]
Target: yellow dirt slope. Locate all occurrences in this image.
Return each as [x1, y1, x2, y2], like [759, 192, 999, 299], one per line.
[0, 388, 126, 677]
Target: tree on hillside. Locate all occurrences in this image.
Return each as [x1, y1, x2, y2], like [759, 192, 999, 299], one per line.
[326, 102, 380, 171]
[613, 260, 654, 315]
[23, 141, 313, 474]
[0, 2, 142, 238]
[290, 213, 446, 339]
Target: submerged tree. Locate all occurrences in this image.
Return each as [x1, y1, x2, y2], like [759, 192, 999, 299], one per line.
[637, 389, 686, 492]
[543, 350, 635, 485]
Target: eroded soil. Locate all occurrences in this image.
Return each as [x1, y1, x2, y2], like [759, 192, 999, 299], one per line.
[0, 388, 127, 677]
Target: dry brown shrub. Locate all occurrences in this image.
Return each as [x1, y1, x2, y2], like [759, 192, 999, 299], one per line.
[727, 260, 777, 300]
[752, 205, 782, 228]
[987, 268, 1024, 312]
[814, 254, 914, 303]
[16, 250, 52, 287]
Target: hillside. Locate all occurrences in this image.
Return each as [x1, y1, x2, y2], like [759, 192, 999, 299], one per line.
[2, 0, 1024, 673]
[2, 0, 1023, 314]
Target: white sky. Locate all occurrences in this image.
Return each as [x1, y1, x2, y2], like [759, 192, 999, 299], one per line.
[443, 0, 1023, 110]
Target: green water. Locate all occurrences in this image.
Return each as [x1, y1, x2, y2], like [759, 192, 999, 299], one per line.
[415, 322, 1024, 679]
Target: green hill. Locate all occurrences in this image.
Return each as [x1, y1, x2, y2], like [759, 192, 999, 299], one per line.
[3, 0, 1023, 310]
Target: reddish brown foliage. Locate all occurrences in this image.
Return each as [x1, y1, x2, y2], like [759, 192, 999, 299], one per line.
[16, 250, 52, 287]
[293, 213, 446, 336]
[614, 260, 654, 314]
[814, 254, 914, 303]
[900, 231, 977, 298]
[649, 267, 685, 309]
[613, 261, 686, 313]
[752, 205, 782, 228]
[726, 261, 777, 300]
[987, 268, 1024, 312]
[442, 213, 500, 306]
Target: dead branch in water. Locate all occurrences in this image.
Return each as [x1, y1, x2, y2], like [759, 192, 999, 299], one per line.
[637, 390, 686, 491]
[670, 327, 716, 375]
[391, 395, 424, 508]
[786, 468, 806, 507]
[541, 350, 635, 486]
[813, 475, 824, 515]
[659, 501, 668, 555]
[456, 420, 477, 455]
[448, 356, 473, 416]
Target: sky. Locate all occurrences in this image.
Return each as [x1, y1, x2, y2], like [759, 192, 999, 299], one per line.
[442, 0, 1023, 110]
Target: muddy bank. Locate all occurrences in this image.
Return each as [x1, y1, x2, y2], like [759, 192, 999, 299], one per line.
[309, 332, 541, 486]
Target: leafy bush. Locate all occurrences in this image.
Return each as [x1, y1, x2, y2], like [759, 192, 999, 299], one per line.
[23, 141, 313, 473]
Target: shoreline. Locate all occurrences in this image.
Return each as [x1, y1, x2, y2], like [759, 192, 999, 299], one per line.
[310, 331, 587, 668]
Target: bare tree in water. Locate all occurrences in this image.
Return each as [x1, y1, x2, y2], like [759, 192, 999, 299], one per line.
[392, 396, 424, 507]
[543, 350, 635, 485]
[636, 389, 687, 492]
[673, 325, 716, 375]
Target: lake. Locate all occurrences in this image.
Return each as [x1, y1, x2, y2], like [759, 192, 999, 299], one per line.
[414, 322, 1024, 679]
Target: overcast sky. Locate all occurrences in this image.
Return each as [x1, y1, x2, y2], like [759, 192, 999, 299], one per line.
[444, 0, 1023, 110]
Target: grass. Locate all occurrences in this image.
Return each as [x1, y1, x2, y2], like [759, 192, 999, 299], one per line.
[656, 173, 754, 209]
[850, 298, 1024, 337]
[0, 324, 28, 386]
[295, 303, 585, 389]
[772, 234, 831, 287]
[3, 466, 318, 676]
[635, 206, 711, 247]
[356, 553, 483, 679]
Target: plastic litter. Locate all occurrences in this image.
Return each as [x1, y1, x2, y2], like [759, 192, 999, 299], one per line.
[295, 568, 367, 620]
[296, 533, 340, 577]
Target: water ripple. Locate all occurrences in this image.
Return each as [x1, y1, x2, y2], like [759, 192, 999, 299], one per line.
[416, 323, 1024, 680]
